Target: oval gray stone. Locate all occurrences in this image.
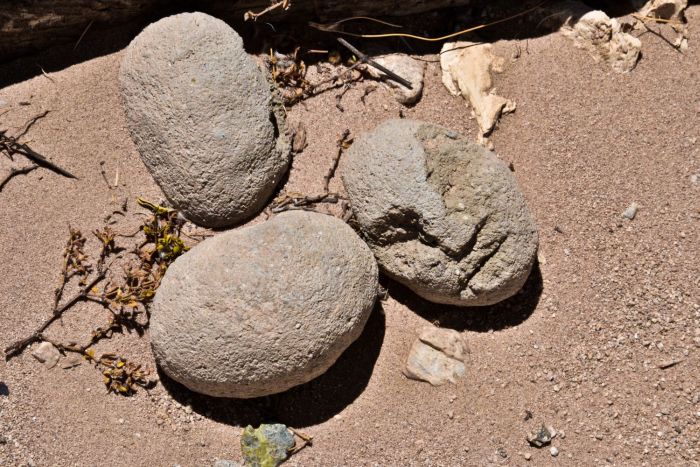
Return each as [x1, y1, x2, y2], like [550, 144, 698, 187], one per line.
[341, 119, 538, 306]
[150, 211, 379, 398]
[119, 13, 290, 228]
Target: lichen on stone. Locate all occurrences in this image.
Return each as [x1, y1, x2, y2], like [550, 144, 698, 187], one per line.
[241, 424, 295, 467]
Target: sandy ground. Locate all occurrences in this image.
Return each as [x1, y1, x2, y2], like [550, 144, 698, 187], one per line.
[1, 5, 699, 467]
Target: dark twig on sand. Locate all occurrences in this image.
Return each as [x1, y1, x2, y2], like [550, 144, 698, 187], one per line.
[636, 20, 684, 53]
[0, 111, 77, 189]
[6, 140, 77, 179]
[269, 130, 353, 216]
[4, 271, 106, 358]
[337, 37, 413, 89]
[335, 84, 351, 112]
[0, 164, 39, 191]
[323, 129, 351, 192]
[14, 110, 49, 140]
[270, 192, 342, 213]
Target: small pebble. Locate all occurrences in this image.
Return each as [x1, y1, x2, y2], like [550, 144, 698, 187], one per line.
[550, 447, 559, 457]
[622, 203, 638, 220]
[524, 452, 532, 461]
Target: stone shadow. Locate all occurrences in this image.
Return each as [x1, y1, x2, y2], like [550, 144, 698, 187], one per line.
[384, 260, 543, 332]
[159, 301, 385, 428]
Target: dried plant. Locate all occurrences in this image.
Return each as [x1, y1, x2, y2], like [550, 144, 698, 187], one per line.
[5, 197, 193, 396]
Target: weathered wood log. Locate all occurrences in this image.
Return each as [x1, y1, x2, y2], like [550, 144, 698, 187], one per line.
[0, 0, 474, 62]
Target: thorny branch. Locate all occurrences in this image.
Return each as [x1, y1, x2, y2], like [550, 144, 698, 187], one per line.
[0, 164, 38, 191]
[0, 111, 77, 192]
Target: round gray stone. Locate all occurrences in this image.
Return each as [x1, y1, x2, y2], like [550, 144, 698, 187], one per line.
[341, 119, 538, 306]
[150, 211, 379, 398]
[119, 13, 290, 228]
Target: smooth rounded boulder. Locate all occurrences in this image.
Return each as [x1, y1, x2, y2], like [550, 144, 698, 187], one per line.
[150, 211, 379, 398]
[119, 12, 290, 228]
[341, 119, 538, 306]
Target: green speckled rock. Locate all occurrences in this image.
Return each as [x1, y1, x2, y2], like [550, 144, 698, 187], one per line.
[241, 424, 295, 467]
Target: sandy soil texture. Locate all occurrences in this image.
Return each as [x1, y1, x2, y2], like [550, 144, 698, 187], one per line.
[1, 6, 698, 467]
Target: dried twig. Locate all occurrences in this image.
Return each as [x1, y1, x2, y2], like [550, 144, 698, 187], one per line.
[4, 271, 106, 358]
[0, 164, 39, 191]
[244, 0, 291, 21]
[658, 359, 684, 370]
[99, 161, 113, 189]
[335, 84, 351, 112]
[310, 1, 548, 41]
[631, 13, 684, 26]
[288, 427, 313, 455]
[270, 192, 341, 213]
[337, 38, 412, 89]
[37, 64, 55, 83]
[323, 129, 351, 192]
[1, 111, 77, 180]
[360, 84, 378, 104]
[74, 19, 94, 50]
[4, 199, 191, 395]
[269, 130, 353, 215]
[14, 110, 49, 140]
[636, 20, 684, 53]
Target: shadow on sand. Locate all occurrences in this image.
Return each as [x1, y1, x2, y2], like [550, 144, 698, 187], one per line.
[159, 301, 385, 428]
[0, 0, 649, 89]
[159, 260, 541, 427]
[385, 260, 544, 332]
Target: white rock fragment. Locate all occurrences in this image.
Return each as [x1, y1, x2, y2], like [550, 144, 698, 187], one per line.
[565, 10, 641, 73]
[31, 342, 60, 369]
[544, 2, 641, 73]
[440, 41, 515, 140]
[366, 54, 425, 105]
[622, 202, 639, 220]
[403, 326, 468, 386]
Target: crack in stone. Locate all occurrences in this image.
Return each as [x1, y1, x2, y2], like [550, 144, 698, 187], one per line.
[460, 234, 507, 292]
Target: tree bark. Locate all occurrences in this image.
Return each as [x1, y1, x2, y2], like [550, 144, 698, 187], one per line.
[0, 0, 473, 63]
